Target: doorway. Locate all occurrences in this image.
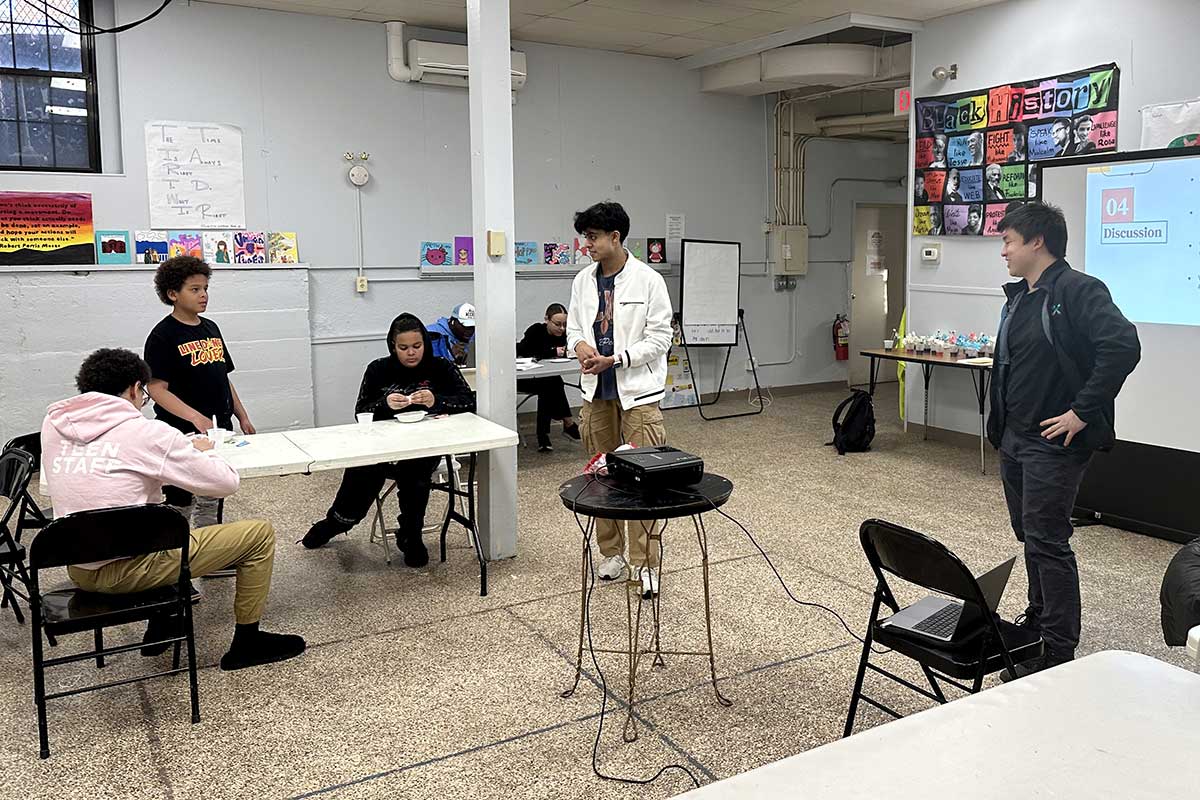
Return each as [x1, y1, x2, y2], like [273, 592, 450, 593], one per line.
[848, 203, 907, 388]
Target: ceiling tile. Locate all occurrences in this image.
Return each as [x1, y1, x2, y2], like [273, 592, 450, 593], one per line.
[685, 22, 780, 42]
[709, 10, 793, 33]
[357, 0, 464, 23]
[511, 0, 584, 15]
[513, 17, 666, 49]
[629, 35, 715, 58]
[550, 3, 714, 36]
[696, 0, 797, 10]
[591, 0, 751, 24]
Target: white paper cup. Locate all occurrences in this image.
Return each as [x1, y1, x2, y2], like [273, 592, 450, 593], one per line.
[884, 340, 894, 349]
[207, 428, 230, 446]
[356, 412, 374, 426]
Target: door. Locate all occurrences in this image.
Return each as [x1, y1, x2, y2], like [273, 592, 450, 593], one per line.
[849, 204, 907, 387]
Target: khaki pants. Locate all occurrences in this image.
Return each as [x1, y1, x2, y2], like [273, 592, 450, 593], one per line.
[68, 519, 276, 625]
[580, 399, 666, 569]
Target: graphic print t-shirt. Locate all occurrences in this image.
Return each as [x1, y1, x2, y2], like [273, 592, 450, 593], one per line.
[594, 269, 621, 401]
[144, 315, 236, 433]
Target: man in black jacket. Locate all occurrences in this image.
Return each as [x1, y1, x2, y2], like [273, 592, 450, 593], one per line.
[987, 203, 1140, 679]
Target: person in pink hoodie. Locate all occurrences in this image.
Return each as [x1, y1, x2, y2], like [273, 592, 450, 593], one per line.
[42, 348, 305, 671]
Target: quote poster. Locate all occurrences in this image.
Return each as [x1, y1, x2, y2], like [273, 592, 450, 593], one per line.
[0, 192, 95, 265]
[913, 63, 1120, 236]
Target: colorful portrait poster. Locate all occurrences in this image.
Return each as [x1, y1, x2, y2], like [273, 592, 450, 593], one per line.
[420, 241, 451, 267]
[0, 192, 95, 265]
[453, 236, 474, 266]
[912, 63, 1119, 235]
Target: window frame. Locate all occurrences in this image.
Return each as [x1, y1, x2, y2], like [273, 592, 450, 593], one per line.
[0, 0, 102, 173]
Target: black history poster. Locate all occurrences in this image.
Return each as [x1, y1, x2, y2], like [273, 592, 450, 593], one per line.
[913, 63, 1120, 236]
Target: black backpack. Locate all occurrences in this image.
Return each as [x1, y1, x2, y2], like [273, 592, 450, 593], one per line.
[828, 390, 876, 455]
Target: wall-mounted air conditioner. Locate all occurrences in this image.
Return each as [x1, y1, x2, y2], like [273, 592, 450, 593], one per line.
[407, 38, 527, 91]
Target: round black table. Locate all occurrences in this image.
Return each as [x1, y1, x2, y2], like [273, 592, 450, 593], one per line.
[558, 472, 735, 742]
[558, 473, 733, 520]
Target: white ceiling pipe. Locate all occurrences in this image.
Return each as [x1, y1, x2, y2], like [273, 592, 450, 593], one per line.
[386, 21, 412, 82]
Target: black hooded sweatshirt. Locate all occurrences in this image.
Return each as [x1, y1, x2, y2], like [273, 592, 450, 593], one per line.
[354, 316, 476, 420]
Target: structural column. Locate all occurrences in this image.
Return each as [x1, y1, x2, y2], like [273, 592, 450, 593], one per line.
[467, 0, 518, 559]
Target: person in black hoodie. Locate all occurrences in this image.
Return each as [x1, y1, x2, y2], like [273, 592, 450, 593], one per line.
[301, 314, 475, 565]
[517, 302, 581, 451]
[988, 203, 1140, 680]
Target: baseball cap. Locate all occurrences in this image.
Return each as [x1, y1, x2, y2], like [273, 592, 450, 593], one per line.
[451, 302, 476, 327]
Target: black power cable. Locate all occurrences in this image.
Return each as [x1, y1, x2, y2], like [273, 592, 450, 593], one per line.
[30, 0, 175, 36]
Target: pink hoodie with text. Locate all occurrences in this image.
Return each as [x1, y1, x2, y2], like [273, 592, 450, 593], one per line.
[41, 393, 239, 566]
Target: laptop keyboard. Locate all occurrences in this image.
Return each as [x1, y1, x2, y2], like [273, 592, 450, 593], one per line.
[913, 603, 963, 638]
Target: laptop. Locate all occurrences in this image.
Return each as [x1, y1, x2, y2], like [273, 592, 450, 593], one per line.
[879, 557, 1016, 645]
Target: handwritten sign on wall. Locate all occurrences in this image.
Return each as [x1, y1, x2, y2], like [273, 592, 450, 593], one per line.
[145, 121, 246, 229]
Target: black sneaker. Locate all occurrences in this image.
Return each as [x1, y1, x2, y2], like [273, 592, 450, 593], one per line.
[301, 518, 344, 549]
[398, 533, 429, 568]
[1014, 611, 1041, 632]
[563, 423, 581, 441]
[219, 630, 306, 671]
[141, 613, 184, 657]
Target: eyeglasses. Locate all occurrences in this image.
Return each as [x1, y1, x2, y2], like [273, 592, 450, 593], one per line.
[139, 385, 151, 404]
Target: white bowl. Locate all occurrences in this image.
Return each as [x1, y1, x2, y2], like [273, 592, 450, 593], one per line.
[394, 410, 427, 424]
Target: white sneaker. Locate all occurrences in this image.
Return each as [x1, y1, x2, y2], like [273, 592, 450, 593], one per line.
[597, 554, 627, 581]
[640, 567, 660, 600]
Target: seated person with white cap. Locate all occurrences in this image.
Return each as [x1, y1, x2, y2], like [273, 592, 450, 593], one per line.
[427, 303, 476, 366]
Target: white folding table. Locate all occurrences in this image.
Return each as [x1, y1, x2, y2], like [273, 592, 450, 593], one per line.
[676, 650, 1200, 799]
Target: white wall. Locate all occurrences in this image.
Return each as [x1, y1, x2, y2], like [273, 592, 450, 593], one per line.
[1, 0, 902, 436]
[907, 0, 1200, 433]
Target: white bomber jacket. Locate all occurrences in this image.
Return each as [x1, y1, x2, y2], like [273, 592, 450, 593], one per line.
[566, 251, 674, 410]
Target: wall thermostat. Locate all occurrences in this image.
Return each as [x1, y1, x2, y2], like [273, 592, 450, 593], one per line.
[348, 165, 370, 187]
[921, 242, 941, 265]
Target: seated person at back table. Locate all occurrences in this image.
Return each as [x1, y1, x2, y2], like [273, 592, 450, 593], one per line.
[302, 314, 475, 565]
[517, 302, 582, 452]
[41, 348, 305, 671]
[427, 302, 476, 366]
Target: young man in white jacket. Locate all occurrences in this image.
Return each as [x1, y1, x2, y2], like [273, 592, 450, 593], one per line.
[567, 202, 674, 598]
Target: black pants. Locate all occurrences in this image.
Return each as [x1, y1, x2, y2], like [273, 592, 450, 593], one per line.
[325, 456, 441, 537]
[517, 376, 571, 439]
[999, 426, 1093, 660]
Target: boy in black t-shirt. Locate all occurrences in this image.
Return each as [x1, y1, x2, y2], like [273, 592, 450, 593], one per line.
[145, 256, 255, 527]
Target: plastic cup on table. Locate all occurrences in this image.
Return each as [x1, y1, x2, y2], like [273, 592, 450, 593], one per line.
[356, 412, 374, 427]
[207, 428, 230, 446]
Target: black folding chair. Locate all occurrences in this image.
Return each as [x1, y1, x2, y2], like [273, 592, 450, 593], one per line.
[28, 504, 201, 759]
[1, 448, 37, 624]
[844, 519, 1043, 737]
[3, 433, 53, 541]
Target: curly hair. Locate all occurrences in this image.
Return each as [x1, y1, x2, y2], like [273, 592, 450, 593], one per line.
[75, 348, 152, 396]
[573, 201, 630, 243]
[154, 256, 212, 305]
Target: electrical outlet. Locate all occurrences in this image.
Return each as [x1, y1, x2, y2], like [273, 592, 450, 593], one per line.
[774, 276, 788, 292]
[355, 276, 368, 293]
[745, 357, 758, 372]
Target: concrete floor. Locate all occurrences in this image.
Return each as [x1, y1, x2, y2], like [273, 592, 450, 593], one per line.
[1, 383, 1191, 798]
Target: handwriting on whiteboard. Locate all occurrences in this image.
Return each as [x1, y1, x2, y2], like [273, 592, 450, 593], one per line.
[145, 121, 246, 229]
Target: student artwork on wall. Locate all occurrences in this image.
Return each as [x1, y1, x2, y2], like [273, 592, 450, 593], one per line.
[233, 231, 266, 264]
[453, 236, 474, 266]
[168, 231, 203, 259]
[572, 238, 592, 266]
[203, 231, 234, 264]
[543, 242, 570, 265]
[913, 63, 1120, 236]
[514, 241, 539, 265]
[646, 237, 666, 264]
[626, 237, 646, 261]
[135, 230, 169, 264]
[420, 241, 452, 267]
[0, 191, 95, 266]
[268, 231, 299, 263]
[95, 230, 131, 265]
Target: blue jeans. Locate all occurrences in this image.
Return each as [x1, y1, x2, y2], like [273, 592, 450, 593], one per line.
[999, 427, 1092, 660]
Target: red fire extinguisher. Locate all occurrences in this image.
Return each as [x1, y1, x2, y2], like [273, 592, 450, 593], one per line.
[833, 314, 850, 361]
